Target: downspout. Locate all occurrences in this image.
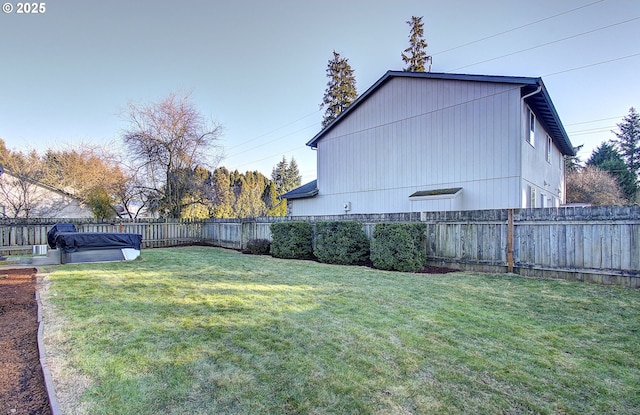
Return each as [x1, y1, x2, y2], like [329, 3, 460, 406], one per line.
[522, 84, 542, 100]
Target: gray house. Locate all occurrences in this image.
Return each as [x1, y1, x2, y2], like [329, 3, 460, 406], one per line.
[282, 71, 575, 215]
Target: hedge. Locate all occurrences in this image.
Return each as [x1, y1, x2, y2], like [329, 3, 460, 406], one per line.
[269, 222, 314, 259]
[313, 221, 370, 265]
[370, 223, 427, 272]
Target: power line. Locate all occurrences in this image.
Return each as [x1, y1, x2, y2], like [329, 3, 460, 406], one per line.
[448, 16, 640, 72]
[568, 126, 616, 136]
[543, 52, 640, 77]
[225, 110, 319, 151]
[225, 122, 318, 159]
[432, 0, 605, 56]
[233, 145, 308, 169]
[565, 116, 623, 126]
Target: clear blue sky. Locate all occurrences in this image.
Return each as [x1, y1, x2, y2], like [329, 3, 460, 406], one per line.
[1, 0, 639, 183]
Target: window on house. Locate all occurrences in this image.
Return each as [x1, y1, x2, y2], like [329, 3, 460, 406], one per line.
[524, 185, 535, 208]
[546, 135, 552, 163]
[527, 109, 535, 147]
[530, 186, 536, 208]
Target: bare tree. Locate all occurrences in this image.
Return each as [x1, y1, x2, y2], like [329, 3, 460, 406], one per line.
[566, 165, 626, 206]
[121, 92, 224, 218]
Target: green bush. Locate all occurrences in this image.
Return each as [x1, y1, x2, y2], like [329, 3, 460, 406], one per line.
[313, 221, 370, 265]
[370, 223, 427, 272]
[245, 239, 271, 255]
[270, 222, 314, 259]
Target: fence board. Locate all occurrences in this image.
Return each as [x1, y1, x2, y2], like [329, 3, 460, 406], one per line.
[0, 207, 638, 286]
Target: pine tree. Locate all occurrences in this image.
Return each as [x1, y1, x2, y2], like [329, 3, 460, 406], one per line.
[320, 51, 358, 128]
[401, 16, 431, 72]
[565, 144, 584, 173]
[271, 156, 301, 195]
[587, 142, 637, 203]
[613, 107, 640, 180]
[284, 157, 301, 193]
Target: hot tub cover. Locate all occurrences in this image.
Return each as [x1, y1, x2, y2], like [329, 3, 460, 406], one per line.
[47, 223, 78, 248]
[47, 223, 142, 253]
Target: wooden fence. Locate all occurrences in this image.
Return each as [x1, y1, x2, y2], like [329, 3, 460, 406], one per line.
[1, 207, 638, 287]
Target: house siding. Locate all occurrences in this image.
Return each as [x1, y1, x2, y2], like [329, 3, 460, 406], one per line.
[521, 103, 565, 208]
[299, 77, 527, 216]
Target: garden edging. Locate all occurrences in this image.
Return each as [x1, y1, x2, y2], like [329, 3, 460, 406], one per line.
[35, 272, 62, 415]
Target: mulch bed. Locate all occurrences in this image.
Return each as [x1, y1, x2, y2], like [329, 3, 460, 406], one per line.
[0, 267, 52, 415]
[416, 265, 458, 274]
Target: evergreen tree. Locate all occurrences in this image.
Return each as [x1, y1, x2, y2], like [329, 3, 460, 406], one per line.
[262, 182, 286, 216]
[210, 167, 233, 218]
[565, 144, 584, 173]
[271, 156, 288, 195]
[587, 142, 637, 203]
[613, 107, 640, 180]
[401, 16, 431, 72]
[320, 51, 358, 128]
[271, 156, 302, 195]
[284, 157, 301, 193]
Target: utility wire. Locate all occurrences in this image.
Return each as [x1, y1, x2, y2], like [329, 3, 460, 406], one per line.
[225, 110, 319, 150]
[432, 0, 605, 56]
[565, 116, 623, 126]
[543, 52, 640, 77]
[225, 122, 318, 159]
[448, 16, 640, 72]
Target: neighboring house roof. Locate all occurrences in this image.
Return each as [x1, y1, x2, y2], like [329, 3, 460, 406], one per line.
[280, 180, 318, 200]
[307, 71, 575, 156]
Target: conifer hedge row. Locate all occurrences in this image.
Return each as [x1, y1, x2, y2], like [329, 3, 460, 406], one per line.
[268, 221, 427, 272]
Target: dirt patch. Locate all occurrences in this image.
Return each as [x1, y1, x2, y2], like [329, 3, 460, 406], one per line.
[0, 267, 52, 415]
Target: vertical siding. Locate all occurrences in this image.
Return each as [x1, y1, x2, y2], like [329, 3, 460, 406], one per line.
[305, 77, 525, 216]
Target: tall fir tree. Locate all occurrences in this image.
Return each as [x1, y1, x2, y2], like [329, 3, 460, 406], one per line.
[587, 142, 637, 203]
[320, 51, 358, 128]
[613, 107, 640, 180]
[565, 144, 584, 173]
[401, 16, 431, 72]
[284, 157, 301, 192]
[271, 156, 302, 195]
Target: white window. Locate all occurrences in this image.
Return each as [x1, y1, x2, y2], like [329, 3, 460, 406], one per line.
[530, 186, 536, 208]
[546, 135, 552, 163]
[525, 185, 536, 208]
[527, 109, 535, 147]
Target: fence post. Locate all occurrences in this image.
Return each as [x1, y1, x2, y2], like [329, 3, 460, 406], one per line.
[507, 209, 514, 273]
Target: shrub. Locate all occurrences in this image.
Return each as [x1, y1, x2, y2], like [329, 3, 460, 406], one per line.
[245, 239, 271, 255]
[314, 221, 370, 265]
[270, 222, 314, 259]
[370, 223, 427, 272]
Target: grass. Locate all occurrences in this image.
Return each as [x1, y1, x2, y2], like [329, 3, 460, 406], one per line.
[43, 246, 640, 414]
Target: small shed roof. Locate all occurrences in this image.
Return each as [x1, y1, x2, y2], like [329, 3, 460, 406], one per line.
[307, 71, 575, 156]
[279, 180, 318, 200]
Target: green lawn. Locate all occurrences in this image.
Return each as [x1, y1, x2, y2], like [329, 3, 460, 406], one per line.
[43, 246, 640, 414]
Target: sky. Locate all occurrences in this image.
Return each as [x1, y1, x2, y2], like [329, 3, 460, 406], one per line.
[1, 0, 639, 184]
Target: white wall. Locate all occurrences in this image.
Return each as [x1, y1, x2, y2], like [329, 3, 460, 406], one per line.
[294, 77, 526, 215]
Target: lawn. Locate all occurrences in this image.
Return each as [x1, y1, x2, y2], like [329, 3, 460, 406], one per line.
[42, 246, 640, 414]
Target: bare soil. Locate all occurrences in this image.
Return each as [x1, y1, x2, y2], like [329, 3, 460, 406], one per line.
[0, 267, 52, 415]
